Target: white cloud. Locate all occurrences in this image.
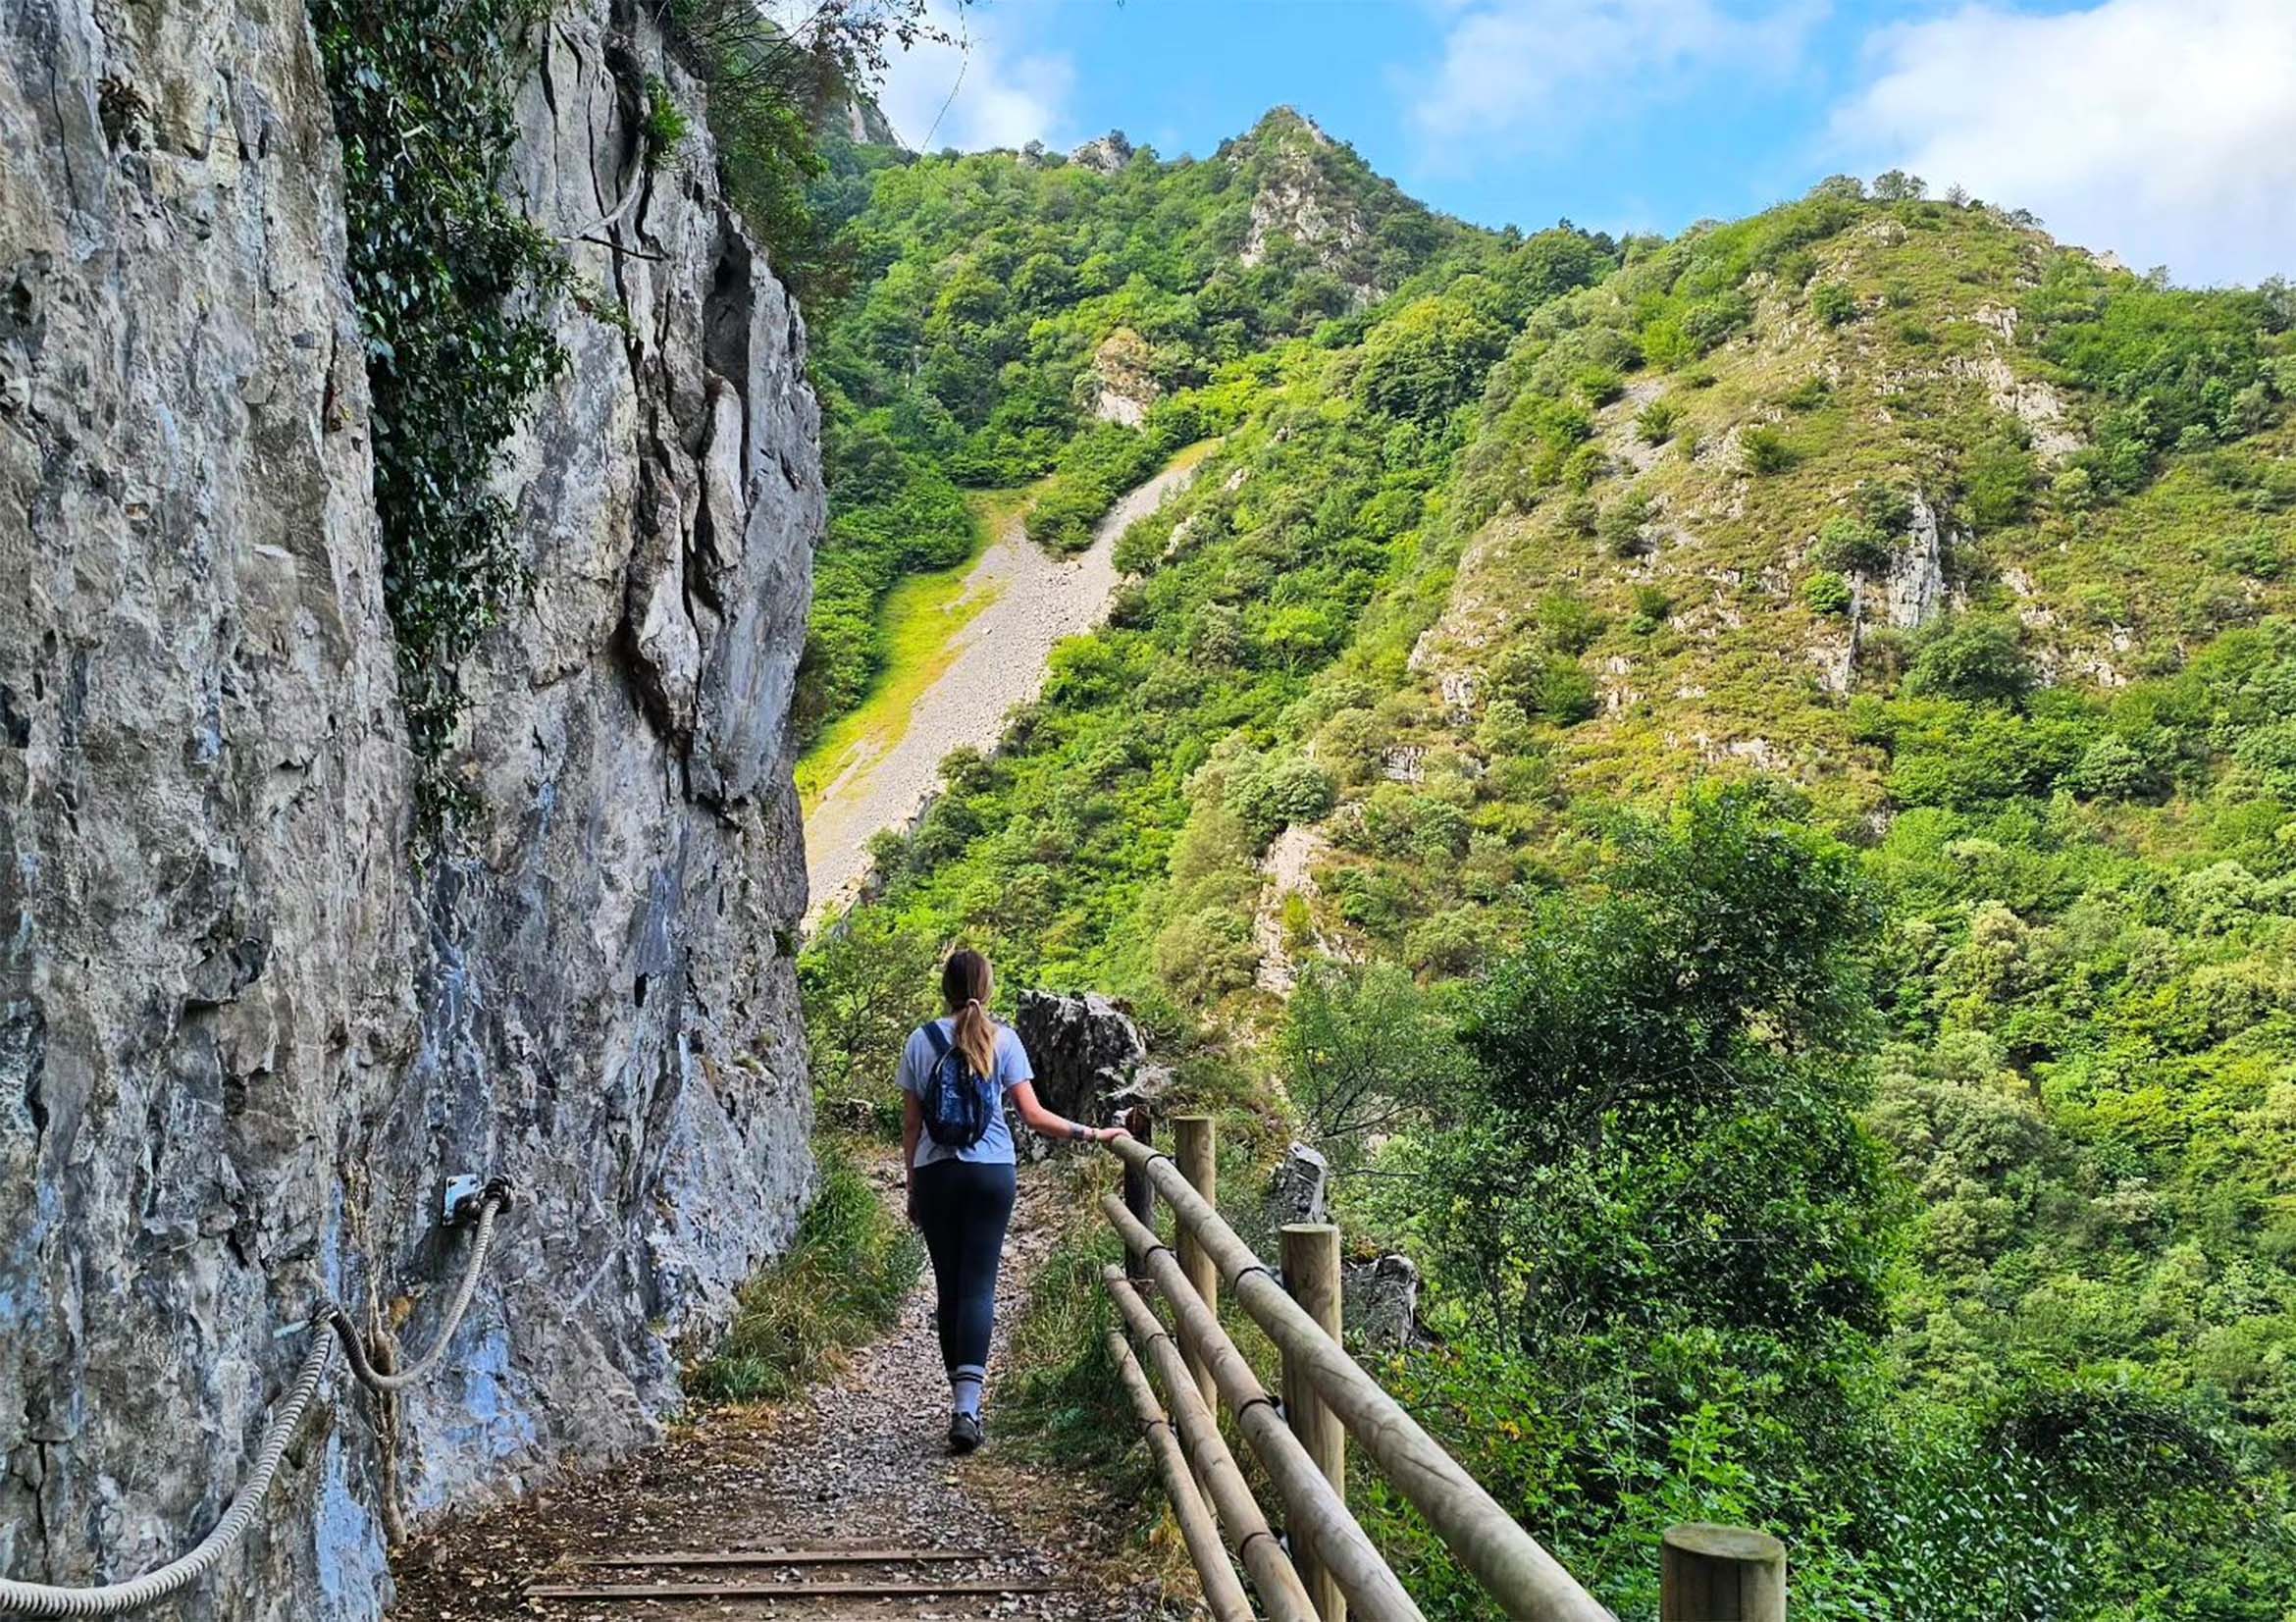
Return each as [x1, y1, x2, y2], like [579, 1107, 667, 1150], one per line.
[1829, 0, 2296, 287]
[866, 2, 1074, 152]
[1407, 0, 1824, 148]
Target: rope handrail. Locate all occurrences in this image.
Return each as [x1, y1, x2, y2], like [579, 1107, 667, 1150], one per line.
[0, 1185, 511, 1619]
[322, 1184, 507, 1393]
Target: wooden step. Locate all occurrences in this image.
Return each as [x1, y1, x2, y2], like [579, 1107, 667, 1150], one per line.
[524, 1578, 1062, 1601]
[577, 1546, 985, 1568]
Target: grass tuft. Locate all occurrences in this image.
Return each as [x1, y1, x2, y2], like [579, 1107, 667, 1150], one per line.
[688, 1141, 921, 1405]
[994, 1223, 1146, 1482]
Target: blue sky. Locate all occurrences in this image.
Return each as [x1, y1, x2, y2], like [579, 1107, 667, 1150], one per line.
[864, 0, 2296, 287]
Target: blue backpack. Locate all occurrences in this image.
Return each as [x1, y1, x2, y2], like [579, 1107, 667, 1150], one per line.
[918, 1021, 996, 1148]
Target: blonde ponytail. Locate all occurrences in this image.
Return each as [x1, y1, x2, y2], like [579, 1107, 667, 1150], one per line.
[942, 948, 998, 1078]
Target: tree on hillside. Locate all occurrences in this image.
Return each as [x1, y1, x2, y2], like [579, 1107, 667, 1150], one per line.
[1415, 784, 1893, 1367]
[1356, 288, 1512, 423]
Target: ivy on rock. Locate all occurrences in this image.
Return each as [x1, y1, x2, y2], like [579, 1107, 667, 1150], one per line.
[313, 0, 574, 815]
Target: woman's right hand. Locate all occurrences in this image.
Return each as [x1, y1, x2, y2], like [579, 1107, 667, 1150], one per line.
[1098, 1125, 1131, 1145]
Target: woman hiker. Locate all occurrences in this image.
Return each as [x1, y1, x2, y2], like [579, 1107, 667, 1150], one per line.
[901, 947, 1128, 1454]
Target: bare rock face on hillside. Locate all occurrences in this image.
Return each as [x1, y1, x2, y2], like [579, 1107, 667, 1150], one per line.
[1881, 492, 1954, 629]
[1233, 108, 1377, 297]
[1012, 991, 1167, 1128]
[0, 3, 820, 1617]
[1086, 327, 1160, 427]
[1070, 131, 1135, 174]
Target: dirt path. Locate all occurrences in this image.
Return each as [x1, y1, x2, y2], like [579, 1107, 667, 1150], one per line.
[802, 454, 1207, 928]
[389, 1164, 1175, 1621]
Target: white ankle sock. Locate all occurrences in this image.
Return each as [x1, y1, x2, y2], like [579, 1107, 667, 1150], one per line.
[951, 1364, 985, 1421]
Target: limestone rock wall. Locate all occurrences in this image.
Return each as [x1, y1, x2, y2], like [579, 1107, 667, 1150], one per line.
[0, 0, 819, 1615]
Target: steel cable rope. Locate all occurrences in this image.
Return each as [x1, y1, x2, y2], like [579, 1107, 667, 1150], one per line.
[0, 1185, 510, 1618]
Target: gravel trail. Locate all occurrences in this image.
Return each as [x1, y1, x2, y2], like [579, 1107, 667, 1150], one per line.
[389, 1161, 1179, 1621]
[803, 459, 1203, 927]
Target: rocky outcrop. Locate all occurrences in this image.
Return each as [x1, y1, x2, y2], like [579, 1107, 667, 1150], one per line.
[1345, 1254, 1426, 1352]
[1267, 1142, 1331, 1228]
[1230, 109, 1380, 300]
[0, 2, 820, 1618]
[1880, 491, 1952, 629]
[1085, 327, 1159, 427]
[1070, 131, 1134, 174]
[1011, 991, 1167, 1127]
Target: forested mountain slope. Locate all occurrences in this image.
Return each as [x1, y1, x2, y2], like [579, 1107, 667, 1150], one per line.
[795, 110, 1475, 741]
[805, 134, 2296, 1618]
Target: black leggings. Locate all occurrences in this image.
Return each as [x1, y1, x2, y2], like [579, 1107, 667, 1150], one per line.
[912, 1159, 1018, 1376]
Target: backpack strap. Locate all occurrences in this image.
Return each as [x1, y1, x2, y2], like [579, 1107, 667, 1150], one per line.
[921, 1020, 953, 1061]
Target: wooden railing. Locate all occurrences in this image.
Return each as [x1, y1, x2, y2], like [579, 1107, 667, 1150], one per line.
[1100, 1117, 1789, 1622]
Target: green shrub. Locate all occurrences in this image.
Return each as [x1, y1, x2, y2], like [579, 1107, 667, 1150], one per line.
[1813, 513, 1896, 576]
[1803, 570, 1853, 615]
[1779, 374, 1832, 412]
[1636, 396, 1681, 444]
[689, 1143, 921, 1404]
[1598, 491, 1653, 559]
[1631, 584, 1674, 633]
[641, 74, 689, 167]
[1680, 291, 1753, 352]
[1741, 426, 1799, 475]
[1226, 754, 1338, 846]
[1574, 365, 1626, 406]
[2236, 718, 2296, 799]
[1961, 435, 2038, 530]
[1537, 589, 1608, 654]
[1905, 617, 2034, 706]
[1358, 290, 1512, 422]
[1279, 958, 1465, 1155]
[2219, 529, 2285, 581]
[2061, 732, 2163, 801]
[1811, 281, 1858, 326]
[1490, 646, 1598, 724]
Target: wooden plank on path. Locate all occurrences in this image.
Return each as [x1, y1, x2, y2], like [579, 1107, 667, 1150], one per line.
[524, 1578, 1063, 1601]
[577, 1546, 983, 1568]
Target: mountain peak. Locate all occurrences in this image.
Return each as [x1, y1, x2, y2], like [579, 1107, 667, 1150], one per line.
[1244, 105, 1333, 150]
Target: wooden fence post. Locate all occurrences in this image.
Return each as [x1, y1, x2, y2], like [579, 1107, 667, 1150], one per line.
[1281, 1224, 1346, 1622]
[1122, 1107, 1156, 1282]
[1173, 1114, 1219, 1417]
[1660, 1524, 1786, 1622]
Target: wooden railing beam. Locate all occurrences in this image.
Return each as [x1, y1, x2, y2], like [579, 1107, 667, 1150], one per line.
[1102, 1197, 1428, 1622]
[1106, 1332, 1255, 1622]
[1106, 1139, 1614, 1622]
[1102, 1267, 1321, 1622]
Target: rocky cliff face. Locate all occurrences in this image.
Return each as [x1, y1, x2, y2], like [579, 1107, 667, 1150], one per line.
[0, 1, 820, 1616]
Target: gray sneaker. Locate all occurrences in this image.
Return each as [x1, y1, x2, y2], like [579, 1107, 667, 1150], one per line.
[947, 1412, 983, 1455]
